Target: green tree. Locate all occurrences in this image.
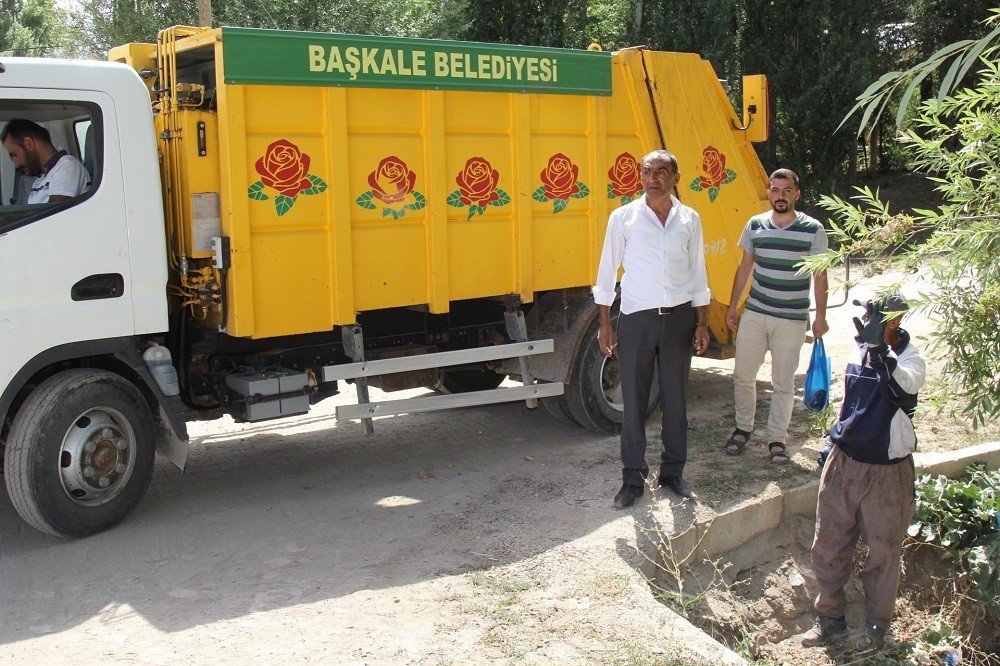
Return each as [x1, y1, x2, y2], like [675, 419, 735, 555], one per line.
[72, 0, 470, 57]
[0, 0, 70, 57]
[72, 0, 197, 57]
[806, 11, 1000, 426]
[633, 0, 742, 87]
[739, 1, 905, 197]
[464, 0, 576, 47]
[911, 0, 996, 60]
[216, 0, 468, 39]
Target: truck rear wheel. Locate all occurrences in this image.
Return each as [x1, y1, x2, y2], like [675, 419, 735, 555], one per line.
[561, 314, 660, 434]
[4, 369, 155, 538]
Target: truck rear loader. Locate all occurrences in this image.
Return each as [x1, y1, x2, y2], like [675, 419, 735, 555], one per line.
[0, 26, 771, 537]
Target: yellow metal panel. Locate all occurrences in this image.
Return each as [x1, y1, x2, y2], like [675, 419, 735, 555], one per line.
[441, 91, 517, 301]
[588, 95, 609, 278]
[512, 95, 534, 301]
[151, 30, 770, 340]
[248, 229, 332, 338]
[324, 88, 356, 324]
[214, 44, 255, 337]
[173, 110, 220, 258]
[423, 92, 450, 314]
[241, 85, 334, 335]
[345, 88, 428, 312]
[742, 74, 770, 143]
[526, 93, 598, 293]
[643, 52, 769, 328]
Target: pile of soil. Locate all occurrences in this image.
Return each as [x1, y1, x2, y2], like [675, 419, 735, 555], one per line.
[657, 515, 1000, 665]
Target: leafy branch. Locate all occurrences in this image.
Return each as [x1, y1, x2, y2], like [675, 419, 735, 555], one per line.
[840, 8, 1000, 134]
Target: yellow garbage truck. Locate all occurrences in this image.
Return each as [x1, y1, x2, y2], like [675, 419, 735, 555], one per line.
[0, 26, 770, 537]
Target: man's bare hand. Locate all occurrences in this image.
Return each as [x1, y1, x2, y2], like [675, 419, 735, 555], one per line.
[725, 306, 740, 333]
[693, 325, 710, 355]
[598, 321, 616, 357]
[812, 316, 829, 340]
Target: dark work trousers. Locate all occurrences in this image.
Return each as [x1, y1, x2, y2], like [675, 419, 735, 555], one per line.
[618, 304, 695, 486]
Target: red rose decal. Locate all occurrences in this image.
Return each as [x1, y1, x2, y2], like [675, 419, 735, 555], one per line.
[608, 152, 643, 198]
[248, 139, 327, 216]
[698, 146, 727, 190]
[368, 156, 416, 205]
[532, 153, 590, 213]
[355, 156, 427, 220]
[689, 146, 736, 203]
[456, 157, 501, 208]
[255, 139, 313, 197]
[446, 156, 510, 219]
[540, 153, 581, 200]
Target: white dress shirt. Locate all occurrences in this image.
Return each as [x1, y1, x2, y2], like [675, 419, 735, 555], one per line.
[593, 195, 711, 314]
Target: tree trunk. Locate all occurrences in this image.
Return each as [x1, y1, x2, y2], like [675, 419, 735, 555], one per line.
[198, 0, 212, 27]
[846, 136, 858, 186]
[634, 0, 644, 34]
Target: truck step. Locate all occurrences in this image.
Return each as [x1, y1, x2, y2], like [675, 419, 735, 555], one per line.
[320, 340, 553, 382]
[335, 382, 564, 421]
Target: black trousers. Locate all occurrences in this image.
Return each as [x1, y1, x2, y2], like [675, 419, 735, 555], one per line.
[618, 304, 695, 486]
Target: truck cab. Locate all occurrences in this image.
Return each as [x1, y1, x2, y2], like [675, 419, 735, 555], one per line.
[1, 59, 178, 536]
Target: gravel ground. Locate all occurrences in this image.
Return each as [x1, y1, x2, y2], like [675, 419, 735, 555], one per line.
[0, 266, 994, 665]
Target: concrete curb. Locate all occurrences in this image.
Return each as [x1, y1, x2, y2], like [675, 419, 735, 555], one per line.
[653, 441, 1000, 565]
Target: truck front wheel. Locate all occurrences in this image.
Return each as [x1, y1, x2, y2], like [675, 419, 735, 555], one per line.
[4, 369, 155, 538]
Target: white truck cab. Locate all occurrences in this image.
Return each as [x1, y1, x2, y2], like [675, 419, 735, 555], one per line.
[1, 59, 180, 536]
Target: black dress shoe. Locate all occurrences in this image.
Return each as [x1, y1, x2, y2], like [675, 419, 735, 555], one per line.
[613, 482, 644, 509]
[658, 475, 696, 499]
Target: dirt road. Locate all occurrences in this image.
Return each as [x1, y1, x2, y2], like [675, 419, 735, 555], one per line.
[0, 267, 993, 664]
[0, 370, 741, 664]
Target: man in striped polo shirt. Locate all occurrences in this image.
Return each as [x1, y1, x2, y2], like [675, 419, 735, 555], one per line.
[724, 169, 828, 463]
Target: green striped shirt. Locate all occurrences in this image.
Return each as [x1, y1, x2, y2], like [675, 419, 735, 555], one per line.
[738, 212, 828, 321]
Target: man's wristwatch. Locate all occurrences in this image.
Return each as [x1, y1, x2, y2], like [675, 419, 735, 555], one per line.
[696, 321, 707, 328]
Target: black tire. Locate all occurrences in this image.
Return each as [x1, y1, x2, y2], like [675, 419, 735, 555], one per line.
[541, 393, 576, 426]
[3, 369, 156, 538]
[564, 314, 660, 434]
[436, 368, 507, 394]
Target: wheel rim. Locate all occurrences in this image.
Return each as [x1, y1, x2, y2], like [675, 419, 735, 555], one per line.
[58, 407, 136, 507]
[600, 353, 624, 412]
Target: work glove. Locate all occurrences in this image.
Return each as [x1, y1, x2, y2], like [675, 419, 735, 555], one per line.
[853, 299, 888, 347]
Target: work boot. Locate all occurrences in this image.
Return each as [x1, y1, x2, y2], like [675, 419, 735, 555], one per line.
[800, 615, 848, 647]
[657, 474, 696, 500]
[854, 623, 886, 652]
[613, 483, 644, 509]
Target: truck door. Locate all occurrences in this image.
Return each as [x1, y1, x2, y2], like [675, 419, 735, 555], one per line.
[0, 91, 134, 391]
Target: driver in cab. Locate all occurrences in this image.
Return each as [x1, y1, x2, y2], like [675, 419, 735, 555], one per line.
[2, 118, 90, 204]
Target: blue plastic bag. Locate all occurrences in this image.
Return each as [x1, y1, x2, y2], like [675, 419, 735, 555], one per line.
[803, 339, 831, 412]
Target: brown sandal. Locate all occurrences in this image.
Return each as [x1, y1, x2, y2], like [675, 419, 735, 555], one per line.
[769, 442, 790, 464]
[725, 428, 751, 455]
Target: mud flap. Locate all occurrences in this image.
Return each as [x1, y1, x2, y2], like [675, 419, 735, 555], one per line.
[154, 401, 189, 471]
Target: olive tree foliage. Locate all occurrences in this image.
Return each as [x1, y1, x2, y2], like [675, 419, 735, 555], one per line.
[216, 0, 469, 40]
[804, 11, 1000, 426]
[71, 0, 197, 57]
[71, 0, 469, 58]
[464, 0, 586, 48]
[0, 0, 71, 57]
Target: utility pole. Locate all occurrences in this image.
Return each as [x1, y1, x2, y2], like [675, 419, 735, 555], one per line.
[198, 0, 213, 27]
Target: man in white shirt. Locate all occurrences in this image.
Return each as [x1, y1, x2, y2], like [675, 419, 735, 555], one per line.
[593, 150, 711, 508]
[2, 118, 90, 204]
